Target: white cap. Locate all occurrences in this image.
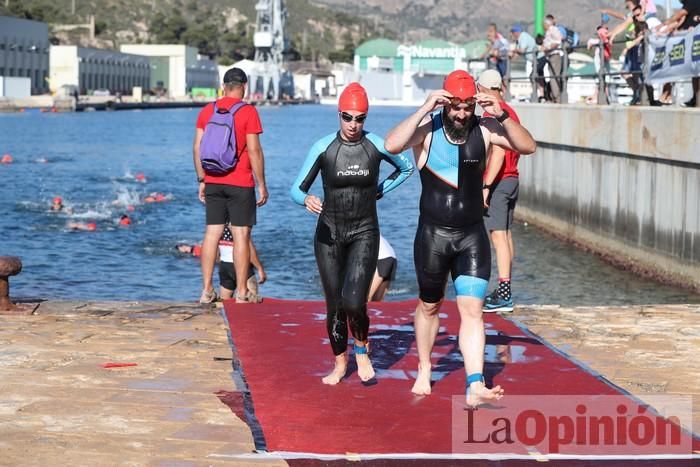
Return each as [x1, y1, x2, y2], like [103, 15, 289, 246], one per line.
[477, 69, 503, 90]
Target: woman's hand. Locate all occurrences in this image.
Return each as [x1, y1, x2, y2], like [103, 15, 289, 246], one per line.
[304, 195, 323, 214]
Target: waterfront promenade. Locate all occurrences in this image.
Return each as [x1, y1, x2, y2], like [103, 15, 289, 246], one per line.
[0, 300, 697, 464]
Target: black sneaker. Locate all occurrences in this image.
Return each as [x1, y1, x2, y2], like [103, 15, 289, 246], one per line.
[682, 97, 696, 108]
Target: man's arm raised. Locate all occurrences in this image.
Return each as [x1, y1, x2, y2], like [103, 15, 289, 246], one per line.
[384, 90, 452, 154]
[476, 92, 537, 155]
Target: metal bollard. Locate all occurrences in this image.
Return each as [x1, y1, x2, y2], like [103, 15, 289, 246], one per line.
[0, 256, 22, 311]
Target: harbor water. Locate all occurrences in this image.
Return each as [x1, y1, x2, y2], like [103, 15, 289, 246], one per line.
[1, 105, 698, 305]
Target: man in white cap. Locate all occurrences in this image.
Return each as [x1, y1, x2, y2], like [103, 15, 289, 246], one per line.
[478, 69, 524, 313]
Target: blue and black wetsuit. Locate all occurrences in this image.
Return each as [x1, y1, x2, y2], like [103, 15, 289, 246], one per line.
[291, 131, 413, 355]
[414, 112, 491, 303]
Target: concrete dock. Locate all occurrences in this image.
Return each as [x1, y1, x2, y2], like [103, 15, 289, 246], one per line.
[0, 300, 697, 464]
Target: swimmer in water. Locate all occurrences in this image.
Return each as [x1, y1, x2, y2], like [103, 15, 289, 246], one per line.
[119, 214, 132, 226]
[176, 244, 202, 257]
[144, 192, 167, 203]
[384, 70, 536, 407]
[290, 82, 414, 385]
[67, 221, 97, 231]
[1, 154, 13, 164]
[51, 196, 64, 212]
[134, 172, 146, 183]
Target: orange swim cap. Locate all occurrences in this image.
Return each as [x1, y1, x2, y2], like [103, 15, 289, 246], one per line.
[154, 194, 166, 202]
[119, 216, 131, 226]
[53, 196, 62, 204]
[338, 82, 369, 113]
[135, 172, 146, 181]
[1, 154, 13, 164]
[86, 222, 97, 231]
[192, 245, 202, 257]
[443, 70, 476, 100]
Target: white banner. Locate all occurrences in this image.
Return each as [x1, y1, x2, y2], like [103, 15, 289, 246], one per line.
[645, 24, 700, 84]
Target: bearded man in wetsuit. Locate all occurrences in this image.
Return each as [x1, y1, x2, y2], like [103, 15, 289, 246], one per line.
[290, 83, 414, 385]
[384, 71, 537, 407]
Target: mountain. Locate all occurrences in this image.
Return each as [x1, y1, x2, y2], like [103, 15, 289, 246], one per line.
[0, 0, 390, 64]
[310, 0, 670, 43]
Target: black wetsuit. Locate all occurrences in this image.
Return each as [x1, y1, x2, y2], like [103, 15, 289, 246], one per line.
[291, 131, 413, 355]
[414, 113, 491, 303]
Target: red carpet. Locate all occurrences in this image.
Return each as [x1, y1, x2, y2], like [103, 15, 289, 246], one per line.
[223, 299, 698, 462]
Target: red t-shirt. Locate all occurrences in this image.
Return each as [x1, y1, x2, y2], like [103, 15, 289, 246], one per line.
[196, 97, 263, 187]
[484, 101, 521, 182]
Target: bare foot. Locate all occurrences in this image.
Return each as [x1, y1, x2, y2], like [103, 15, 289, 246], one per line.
[356, 353, 375, 382]
[411, 364, 432, 395]
[466, 382, 504, 407]
[322, 355, 347, 385]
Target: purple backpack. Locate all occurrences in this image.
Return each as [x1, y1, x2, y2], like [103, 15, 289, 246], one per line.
[200, 101, 247, 174]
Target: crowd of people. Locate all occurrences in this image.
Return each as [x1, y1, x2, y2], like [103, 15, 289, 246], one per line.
[195, 64, 536, 407]
[482, 0, 699, 106]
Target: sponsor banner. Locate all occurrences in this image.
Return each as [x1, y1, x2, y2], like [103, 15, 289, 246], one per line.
[452, 395, 693, 457]
[646, 25, 700, 84]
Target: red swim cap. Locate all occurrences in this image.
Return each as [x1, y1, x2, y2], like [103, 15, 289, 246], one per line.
[86, 222, 97, 231]
[443, 70, 476, 100]
[119, 216, 131, 226]
[154, 194, 166, 202]
[1, 154, 12, 164]
[135, 172, 146, 181]
[338, 82, 369, 113]
[53, 196, 62, 204]
[192, 245, 202, 257]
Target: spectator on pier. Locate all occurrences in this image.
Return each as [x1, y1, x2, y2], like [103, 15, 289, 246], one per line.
[509, 24, 538, 78]
[657, 0, 700, 107]
[483, 23, 510, 78]
[541, 15, 564, 103]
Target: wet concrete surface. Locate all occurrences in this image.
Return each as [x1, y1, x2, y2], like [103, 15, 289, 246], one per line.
[0, 301, 286, 466]
[0, 301, 697, 464]
[513, 303, 700, 435]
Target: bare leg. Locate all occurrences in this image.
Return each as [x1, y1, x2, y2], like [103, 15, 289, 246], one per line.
[411, 299, 441, 395]
[507, 230, 515, 264]
[490, 230, 511, 280]
[371, 280, 390, 302]
[367, 271, 384, 302]
[457, 296, 504, 407]
[201, 224, 225, 294]
[322, 352, 348, 385]
[231, 226, 251, 301]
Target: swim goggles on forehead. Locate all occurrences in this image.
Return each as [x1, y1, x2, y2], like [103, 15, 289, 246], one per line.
[339, 111, 367, 123]
[449, 97, 476, 107]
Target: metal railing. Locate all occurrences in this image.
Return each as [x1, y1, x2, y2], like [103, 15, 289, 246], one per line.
[478, 39, 649, 105]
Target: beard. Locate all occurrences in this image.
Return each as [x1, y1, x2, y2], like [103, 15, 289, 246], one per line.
[442, 109, 475, 144]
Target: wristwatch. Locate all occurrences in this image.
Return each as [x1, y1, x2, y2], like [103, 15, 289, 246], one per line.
[495, 109, 510, 123]
[483, 183, 492, 190]
[197, 175, 205, 183]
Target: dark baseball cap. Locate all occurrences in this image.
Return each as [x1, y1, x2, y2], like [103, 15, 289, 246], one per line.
[223, 67, 248, 85]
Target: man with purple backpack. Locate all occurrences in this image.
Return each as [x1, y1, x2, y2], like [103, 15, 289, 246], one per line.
[193, 67, 268, 304]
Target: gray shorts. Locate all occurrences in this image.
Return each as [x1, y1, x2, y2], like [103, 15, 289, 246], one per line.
[484, 177, 519, 231]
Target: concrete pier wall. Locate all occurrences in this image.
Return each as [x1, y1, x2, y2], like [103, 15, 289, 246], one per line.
[510, 104, 700, 291]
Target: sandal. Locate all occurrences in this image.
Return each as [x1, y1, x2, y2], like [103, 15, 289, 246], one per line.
[199, 288, 218, 304]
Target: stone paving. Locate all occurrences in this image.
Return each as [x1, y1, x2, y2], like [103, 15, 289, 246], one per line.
[0, 300, 697, 465]
[512, 303, 700, 436]
[0, 301, 285, 467]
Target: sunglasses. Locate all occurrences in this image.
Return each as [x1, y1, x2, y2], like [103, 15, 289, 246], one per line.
[339, 112, 367, 123]
[449, 97, 476, 107]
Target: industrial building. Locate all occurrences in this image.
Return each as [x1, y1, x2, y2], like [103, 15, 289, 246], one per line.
[50, 46, 150, 95]
[0, 16, 50, 95]
[353, 38, 489, 103]
[119, 44, 218, 98]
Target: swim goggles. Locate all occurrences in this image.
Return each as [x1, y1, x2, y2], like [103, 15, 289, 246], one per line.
[449, 97, 477, 107]
[339, 112, 367, 123]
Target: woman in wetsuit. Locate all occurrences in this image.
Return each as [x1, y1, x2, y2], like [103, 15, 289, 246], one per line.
[290, 83, 414, 385]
